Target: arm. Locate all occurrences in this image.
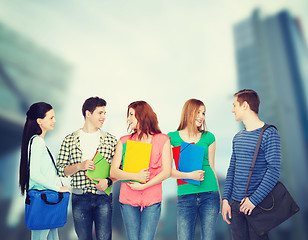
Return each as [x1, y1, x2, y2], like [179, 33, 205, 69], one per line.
[56, 136, 95, 177]
[248, 129, 281, 206]
[208, 141, 222, 211]
[128, 139, 172, 190]
[94, 136, 119, 191]
[170, 147, 204, 181]
[110, 140, 149, 182]
[64, 160, 95, 177]
[222, 140, 236, 223]
[222, 140, 236, 201]
[171, 168, 204, 181]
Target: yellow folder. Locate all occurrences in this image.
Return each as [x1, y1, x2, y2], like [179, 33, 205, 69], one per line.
[85, 151, 112, 195]
[123, 140, 152, 183]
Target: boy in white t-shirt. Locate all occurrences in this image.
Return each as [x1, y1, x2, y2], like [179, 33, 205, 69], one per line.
[57, 97, 117, 240]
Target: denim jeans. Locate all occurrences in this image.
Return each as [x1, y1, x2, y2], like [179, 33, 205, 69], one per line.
[120, 202, 161, 240]
[177, 191, 220, 240]
[230, 199, 269, 240]
[31, 229, 58, 240]
[72, 193, 112, 240]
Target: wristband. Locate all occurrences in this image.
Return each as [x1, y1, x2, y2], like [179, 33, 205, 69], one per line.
[106, 177, 113, 187]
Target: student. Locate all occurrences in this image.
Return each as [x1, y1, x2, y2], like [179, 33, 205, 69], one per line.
[56, 97, 117, 240]
[222, 89, 281, 240]
[168, 99, 221, 240]
[110, 100, 172, 240]
[19, 102, 71, 240]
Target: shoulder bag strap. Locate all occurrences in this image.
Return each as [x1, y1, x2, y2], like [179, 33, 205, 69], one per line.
[244, 124, 277, 197]
[46, 147, 64, 187]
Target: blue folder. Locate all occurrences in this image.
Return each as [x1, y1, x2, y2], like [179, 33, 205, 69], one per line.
[178, 142, 205, 185]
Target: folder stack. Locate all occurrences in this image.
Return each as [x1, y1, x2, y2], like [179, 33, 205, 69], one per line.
[122, 140, 152, 183]
[175, 142, 205, 185]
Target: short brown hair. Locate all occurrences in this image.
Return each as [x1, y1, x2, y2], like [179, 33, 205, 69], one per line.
[82, 97, 106, 118]
[234, 89, 260, 114]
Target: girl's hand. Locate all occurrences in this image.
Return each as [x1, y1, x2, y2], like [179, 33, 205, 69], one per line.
[127, 181, 146, 191]
[136, 168, 150, 182]
[189, 170, 205, 181]
[59, 186, 71, 193]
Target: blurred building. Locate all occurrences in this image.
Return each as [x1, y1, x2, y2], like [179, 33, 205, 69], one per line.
[233, 9, 308, 239]
[158, 177, 231, 240]
[0, 22, 71, 156]
[0, 22, 71, 239]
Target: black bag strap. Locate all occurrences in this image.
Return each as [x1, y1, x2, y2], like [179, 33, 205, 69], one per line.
[41, 192, 64, 205]
[26, 136, 63, 192]
[244, 124, 277, 198]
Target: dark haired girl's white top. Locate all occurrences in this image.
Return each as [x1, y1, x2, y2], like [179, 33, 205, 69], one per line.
[28, 135, 61, 192]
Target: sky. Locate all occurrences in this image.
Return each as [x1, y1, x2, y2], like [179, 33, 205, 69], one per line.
[1, 0, 308, 201]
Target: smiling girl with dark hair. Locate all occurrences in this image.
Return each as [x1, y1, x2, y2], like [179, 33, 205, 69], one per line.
[19, 102, 70, 240]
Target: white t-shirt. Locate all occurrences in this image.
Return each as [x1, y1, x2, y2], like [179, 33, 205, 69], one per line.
[79, 129, 100, 162]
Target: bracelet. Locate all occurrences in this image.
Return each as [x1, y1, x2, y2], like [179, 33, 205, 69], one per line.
[106, 177, 113, 187]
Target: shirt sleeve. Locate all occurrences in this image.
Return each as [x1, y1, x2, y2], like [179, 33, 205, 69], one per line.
[223, 138, 236, 201]
[249, 128, 281, 206]
[29, 137, 61, 191]
[206, 131, 216, 146]
[56, 136, 71, 177]
[167, 131, 177, 147]
[110, 135, 118, 161]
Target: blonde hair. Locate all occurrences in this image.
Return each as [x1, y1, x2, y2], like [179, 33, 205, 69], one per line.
[177, 99, 207, 136]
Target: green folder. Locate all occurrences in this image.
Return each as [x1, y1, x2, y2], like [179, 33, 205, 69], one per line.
[85, 151, 112, 195]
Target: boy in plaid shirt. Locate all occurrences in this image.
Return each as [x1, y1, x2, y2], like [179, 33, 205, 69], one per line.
[57, 97, 117, 240]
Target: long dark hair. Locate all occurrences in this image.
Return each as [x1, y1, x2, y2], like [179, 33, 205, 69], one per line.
[127, 101, 161, 140]
[19, 102, 53, 195]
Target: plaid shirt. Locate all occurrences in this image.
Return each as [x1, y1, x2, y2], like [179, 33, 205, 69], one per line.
[56, 129, 117, 194]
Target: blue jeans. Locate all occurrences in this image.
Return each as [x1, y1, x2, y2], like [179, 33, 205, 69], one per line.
[177, 191, 220, 240]
[230, 200, 269, 240]
[120, 202, 161, 240]
[72, 193, 112, 240]
[31, 229, 58, 240]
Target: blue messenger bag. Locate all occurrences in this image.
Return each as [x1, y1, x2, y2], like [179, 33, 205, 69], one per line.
[25, 137, 70, 230]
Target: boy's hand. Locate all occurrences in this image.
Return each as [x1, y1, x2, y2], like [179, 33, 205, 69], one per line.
[222, 199, 232, 224]
[94, 178, 108, 191]
[240, 197, 255, 215]
[79, 160, 95, 171]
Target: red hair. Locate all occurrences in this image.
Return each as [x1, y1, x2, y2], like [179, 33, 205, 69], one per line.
[127, 101, 161, 140]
